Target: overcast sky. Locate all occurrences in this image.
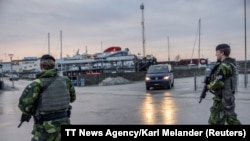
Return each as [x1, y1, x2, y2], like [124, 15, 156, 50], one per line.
[0, 0, 249, 62]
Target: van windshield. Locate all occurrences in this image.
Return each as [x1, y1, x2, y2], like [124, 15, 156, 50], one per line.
[147, 66, 169, 74]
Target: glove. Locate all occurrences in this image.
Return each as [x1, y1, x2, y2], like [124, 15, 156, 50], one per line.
[21, 113, 31, 122]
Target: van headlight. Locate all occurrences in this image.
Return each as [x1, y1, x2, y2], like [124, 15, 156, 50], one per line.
[145, 76, 151, 81]
[163, 76, 170, 80]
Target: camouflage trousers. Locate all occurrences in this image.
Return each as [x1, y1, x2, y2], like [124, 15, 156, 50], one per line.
[208, 96, 241, 125]
[31, 118, 70, 141]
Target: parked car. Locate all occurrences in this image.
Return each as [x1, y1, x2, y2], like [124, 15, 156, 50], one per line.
[9, 74, 19, 81]
[145, 64, 174, 90]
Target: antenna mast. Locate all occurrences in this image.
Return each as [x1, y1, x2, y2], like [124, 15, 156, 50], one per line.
[60, 30, 63, 59]
[198, 18, 201, 67]
[48, 33, 50, 54]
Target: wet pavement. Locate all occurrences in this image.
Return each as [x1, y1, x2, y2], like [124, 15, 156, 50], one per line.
[0, 74, 249, 141]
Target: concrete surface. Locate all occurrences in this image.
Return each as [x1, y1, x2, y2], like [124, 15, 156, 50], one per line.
[0, 74, 249, 141]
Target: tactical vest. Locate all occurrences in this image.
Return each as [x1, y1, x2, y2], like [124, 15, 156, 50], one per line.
[226, 62, 238, 93]
[38, 76, 70, 113]
[208, 60, 237, 95]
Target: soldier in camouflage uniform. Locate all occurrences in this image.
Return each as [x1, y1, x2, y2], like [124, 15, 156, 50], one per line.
[18, 54, 76, 141]
[207, 44, 241, 125]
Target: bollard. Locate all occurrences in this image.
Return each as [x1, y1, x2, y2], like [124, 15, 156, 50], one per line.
[194, 72, 197, 91]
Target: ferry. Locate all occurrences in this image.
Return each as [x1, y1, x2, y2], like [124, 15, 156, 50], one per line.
[0, 46, 157, 79]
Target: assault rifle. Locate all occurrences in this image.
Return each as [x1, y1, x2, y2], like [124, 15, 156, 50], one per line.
[199, 76, 210, 103]
[18, 114, 31, 128]
[199, 61, 220, 103]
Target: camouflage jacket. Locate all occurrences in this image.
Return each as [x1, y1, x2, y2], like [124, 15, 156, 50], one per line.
[207, 57, 237, 95]
[18, 69, 76, 115]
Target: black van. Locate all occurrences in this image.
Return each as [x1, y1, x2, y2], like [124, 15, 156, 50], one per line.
[145, 64, 174, 90]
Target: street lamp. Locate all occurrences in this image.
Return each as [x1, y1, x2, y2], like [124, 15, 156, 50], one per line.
[8, 54, 14, 88]
[140, 3, 146, 57]
[0, 59, 3, 83]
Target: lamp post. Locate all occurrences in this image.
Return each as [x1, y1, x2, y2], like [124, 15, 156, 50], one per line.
[244, 0, 248, 88]
[140, 3, 146, 57]
[0, 59, 3, 82]
[8, 54, 14, 88]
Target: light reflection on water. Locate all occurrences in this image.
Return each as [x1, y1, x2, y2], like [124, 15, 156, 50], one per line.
[141, 91, 177, 124]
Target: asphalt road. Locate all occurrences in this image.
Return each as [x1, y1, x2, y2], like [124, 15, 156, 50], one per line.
[0, 74, 249, 141]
